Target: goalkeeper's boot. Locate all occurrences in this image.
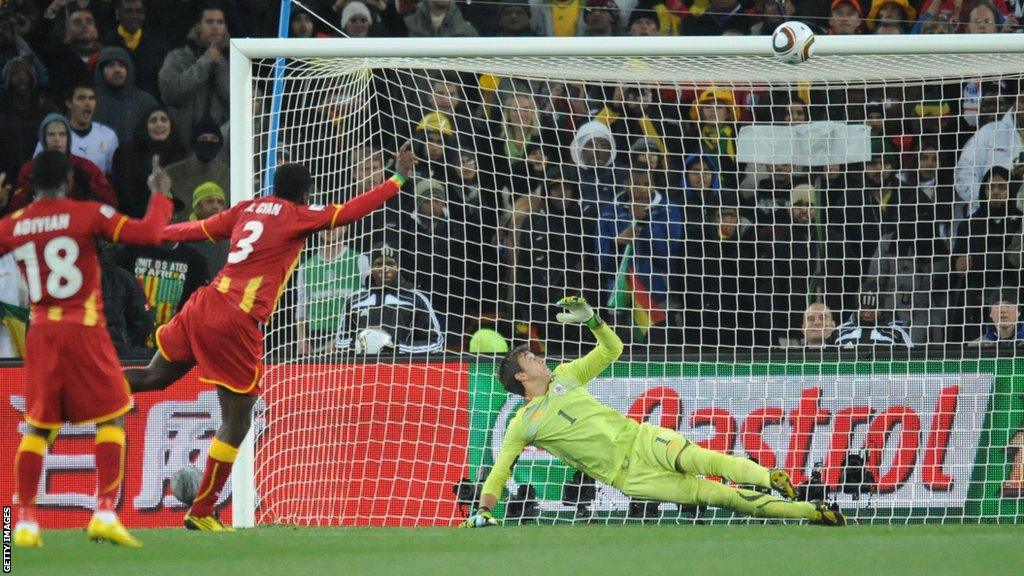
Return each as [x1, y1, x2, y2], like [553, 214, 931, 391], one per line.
[13, 521, 43, 548]
[184, 512, 235, 532]
[810, 501, 847, 527]
[769, 469, 797, 500]
[87, 512, 143, 547]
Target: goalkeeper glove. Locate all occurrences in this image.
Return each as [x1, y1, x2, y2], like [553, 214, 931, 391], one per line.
[459, 509, 498, 529]
[555, 296, 602, 329]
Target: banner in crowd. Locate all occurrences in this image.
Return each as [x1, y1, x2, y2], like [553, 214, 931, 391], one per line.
[468, 361, 1023, 521]
[0, 367, 235, 528]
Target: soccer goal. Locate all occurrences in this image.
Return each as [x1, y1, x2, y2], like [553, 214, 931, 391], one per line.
[229, 34, 1024, 527]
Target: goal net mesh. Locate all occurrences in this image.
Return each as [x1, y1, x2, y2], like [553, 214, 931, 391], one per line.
[248, 49, 1024, 526]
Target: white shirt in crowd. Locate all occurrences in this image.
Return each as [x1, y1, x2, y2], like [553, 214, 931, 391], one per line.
[34, 121, 119, 174]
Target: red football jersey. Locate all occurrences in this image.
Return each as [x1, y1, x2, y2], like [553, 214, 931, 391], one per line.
[0, 196, 171, 327]
[163, 178, 400, 323]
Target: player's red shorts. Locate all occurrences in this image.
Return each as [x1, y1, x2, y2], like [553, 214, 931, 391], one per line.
[23, 324, 132, 428]
[155, 286, 263, 396]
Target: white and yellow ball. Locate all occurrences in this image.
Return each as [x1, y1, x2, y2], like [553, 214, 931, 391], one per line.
[771, 21, 815, 64]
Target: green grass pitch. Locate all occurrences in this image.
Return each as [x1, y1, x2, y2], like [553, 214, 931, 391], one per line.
[12, 524, 1022, 576]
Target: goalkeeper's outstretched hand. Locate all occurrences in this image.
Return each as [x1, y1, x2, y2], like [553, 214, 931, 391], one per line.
[459, 510, 498, 529]
[394, 141, 417, 179]
[555, 296, 596, 325]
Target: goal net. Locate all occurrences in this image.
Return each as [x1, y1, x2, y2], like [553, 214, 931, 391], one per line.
[232, 36, 1024, 526]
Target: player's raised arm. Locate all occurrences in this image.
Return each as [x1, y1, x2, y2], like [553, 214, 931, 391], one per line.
[98, 155, 174, 245]
[554, 297, 623, 386]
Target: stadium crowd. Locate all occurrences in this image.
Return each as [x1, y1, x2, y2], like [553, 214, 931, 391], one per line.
[0, 0, 1023, 360]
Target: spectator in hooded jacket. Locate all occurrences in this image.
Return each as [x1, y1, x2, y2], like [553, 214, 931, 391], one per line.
[0, 10, 48, 102]
[93, 46, 158, 146]
[110, 105, 186, 217]
[0, 57, 58, 182]
[404, 0, 478, 37]
[32, 81, 119, 174]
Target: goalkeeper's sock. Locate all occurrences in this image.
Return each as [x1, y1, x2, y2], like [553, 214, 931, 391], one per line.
[189, 438, 238, 517]
[677, 443, 771, 489]
[15, 433, 46, 517]
[95, 424, 126, 512]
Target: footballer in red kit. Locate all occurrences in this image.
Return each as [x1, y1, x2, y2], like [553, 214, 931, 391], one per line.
[0, 150, 174, 548]
[125, 142, 417, 532]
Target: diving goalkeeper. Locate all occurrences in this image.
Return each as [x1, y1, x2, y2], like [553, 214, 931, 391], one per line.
[462, 297, 845, 527]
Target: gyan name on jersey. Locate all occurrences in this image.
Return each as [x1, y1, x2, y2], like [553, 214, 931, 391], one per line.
[12, 213, 71, 236]
[245, 202, 283, 216]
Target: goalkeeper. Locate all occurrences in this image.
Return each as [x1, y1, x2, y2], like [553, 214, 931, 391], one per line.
[462, 297, 845, 528]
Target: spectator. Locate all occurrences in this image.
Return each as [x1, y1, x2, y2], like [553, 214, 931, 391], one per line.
[404, 0, 478, 37]
[100, 251, 153, 359]
[954, 89, 1024, 222]
[290, 5, 330, 38]
[412, 111, 454, 181]
[114, 239, 210, 347]
[486, 92, 557, 198]
[683, 204, 759, 348]
[158, 4, 230, 146]
[39, 6, 101, 101]
[0, 57, 58, 181]
[0, 253, 27, 358]
[594, 85, 679, 169]
[964, 1, 1002, 33]
[8, 112, 117, 213]
[580, 0, 620, 36]
[0, 9, 48, 102]
[976, 295, 1024, 344]
[530, 0, 586, 37]
[835, 293, 914, 346]
[296, 226, 364, 356]
[508, 179, 594, 357]
[111, 105, 187, 217]
[184, 181, 228, 275]
[101, 0, 169, 97]
[875, 21, 904, 33]
[865, 0, 916, 32]
[680, 154, 722, 211]
[628, 137, 671, 188]
[93, 46, 159, 146]
[569, 119, 619, 219]
[688, 87, 740, 165]
[494, 4, 538, 37]
[333, 242, 445, 355]
[680, 0, 756, 36]
[829, 0, 864, 34]
[36, 82, 119, 174]
[164, 117, 229, 221]
[952, 166, 1024, 337]
[797, 302, 838, 348]
[340, 1, 373, 37]
[597, 169, 683, 347]
[756, 0, 797, 34]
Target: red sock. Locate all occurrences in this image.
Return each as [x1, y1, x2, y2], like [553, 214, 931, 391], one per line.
[15, 433, 47, 521]
[95, 425, 126, 512]
[189, 438, 238, 517]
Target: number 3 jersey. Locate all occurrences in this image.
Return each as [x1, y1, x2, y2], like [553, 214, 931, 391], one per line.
[482, 323, 629, 498]
[0, 196, 172, 327]
[163, 178, 401, 324]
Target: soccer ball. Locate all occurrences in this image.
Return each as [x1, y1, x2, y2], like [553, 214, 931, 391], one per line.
[171, 465, 201, 505]
[355, 327, 394, 354]
[771, 21, 815, 64]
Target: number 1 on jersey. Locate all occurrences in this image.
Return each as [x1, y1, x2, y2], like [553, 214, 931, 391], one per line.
[228, 221, 264, 264]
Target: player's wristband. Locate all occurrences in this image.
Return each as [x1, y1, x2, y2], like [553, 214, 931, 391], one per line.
[477, 506, 492, 514]
[389, 172, 408, 187]
[586, 315, 604, 330]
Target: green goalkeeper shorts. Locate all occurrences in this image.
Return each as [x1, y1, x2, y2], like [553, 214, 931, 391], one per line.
[613, 423, 697, 504]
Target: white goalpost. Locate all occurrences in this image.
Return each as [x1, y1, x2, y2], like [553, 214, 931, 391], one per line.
[229, 35, 1024, 528]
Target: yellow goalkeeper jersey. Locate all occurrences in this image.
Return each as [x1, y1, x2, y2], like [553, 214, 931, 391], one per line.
[482, 323, 630, 498]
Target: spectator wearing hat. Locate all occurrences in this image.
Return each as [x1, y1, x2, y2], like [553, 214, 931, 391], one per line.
[829, 0, 864, 34]
[680, 154, 721, 213]
[976, 295, 1024, 344]
[158, 4, 230, 146]
[569, 119, 620, 220]
[405, 0, 478, 37]
[412, 110, 454, 182]
[101, 0, 170, 97]
[165, 117, 229, 222]
[340, 1, 373, 37]
[494, 4, 538, 36]
[580, 0, 621, 35]
[185, 180, 229, 275]
[835, 293, 914, 347]
[687, 87, 741, 166]
[865, 0, 916, 32]
[333, 242, 445, 355]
